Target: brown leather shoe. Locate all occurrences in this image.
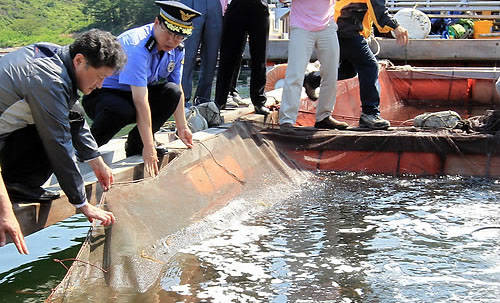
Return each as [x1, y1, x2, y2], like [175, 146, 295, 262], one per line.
[314, 116, 349, 130]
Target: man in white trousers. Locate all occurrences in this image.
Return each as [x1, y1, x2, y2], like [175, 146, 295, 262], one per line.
[279, 0, 348, 132]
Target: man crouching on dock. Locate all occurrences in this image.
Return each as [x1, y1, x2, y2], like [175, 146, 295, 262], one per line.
[0, 29, 127, 254]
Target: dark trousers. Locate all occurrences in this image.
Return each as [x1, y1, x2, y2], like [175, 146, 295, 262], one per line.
[0, 125, 52, 187]
[82, 82, 181, 156]
[338, 35, 380, 115]
[214, 0, 269, 108]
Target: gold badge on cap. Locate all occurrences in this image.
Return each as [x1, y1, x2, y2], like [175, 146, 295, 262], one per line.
[180, 10, 196, 22]
[168, 61, 176, 73]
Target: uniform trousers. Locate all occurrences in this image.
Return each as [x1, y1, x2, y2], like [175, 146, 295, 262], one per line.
[82, 83, 181, 156]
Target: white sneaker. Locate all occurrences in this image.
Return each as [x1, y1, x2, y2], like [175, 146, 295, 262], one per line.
[225, 97, 239, 108]
[231, 92, 250, 106]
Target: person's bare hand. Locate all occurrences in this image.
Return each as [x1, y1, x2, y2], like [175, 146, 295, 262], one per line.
[143, 145, 159, 177]
[80, 204, 116, 226]
[89, 157, 114, 191]
[393, 26, 409, 46]
[177, 127, 193, 148]
[0, 207, 28, 254]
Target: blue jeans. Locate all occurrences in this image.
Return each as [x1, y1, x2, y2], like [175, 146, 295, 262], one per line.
[178, 0, 223, 102]
[338, 35, 380, 115]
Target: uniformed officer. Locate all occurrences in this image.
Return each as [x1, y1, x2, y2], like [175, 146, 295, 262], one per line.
[82, 1, 201, 177]
[0, 29, 126, 254]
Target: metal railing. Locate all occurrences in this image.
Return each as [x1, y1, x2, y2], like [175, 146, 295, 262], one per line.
[386, 0, 500, 12]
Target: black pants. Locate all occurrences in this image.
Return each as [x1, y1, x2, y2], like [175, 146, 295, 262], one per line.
[82, 82, 181, 156]
[214, 0, 269, 108]
[0, 125, 52, 188]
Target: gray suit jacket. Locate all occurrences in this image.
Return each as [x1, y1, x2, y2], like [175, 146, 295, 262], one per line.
[0, 43, 99, 206]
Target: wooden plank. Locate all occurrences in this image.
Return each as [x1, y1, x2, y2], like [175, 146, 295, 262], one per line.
[11, 155, 151, 239]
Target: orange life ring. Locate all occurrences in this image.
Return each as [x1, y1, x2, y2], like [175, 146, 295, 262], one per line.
[265, 64, 287, 92]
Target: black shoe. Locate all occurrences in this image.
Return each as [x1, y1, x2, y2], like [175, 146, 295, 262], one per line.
[155, 144, 168, 156]
[314, 116, 349, 130]
[125, 143, 168, 157]
[359, 113, 390, 130]
[6, 183, 60, 202]
[254, 105, 270, 115]
[279, 123, 295, 134]
[304, 81, 319, 101]
[193, 96, 211, 106]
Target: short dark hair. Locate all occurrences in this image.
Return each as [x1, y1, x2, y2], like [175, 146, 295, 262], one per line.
[69, 29, 126, 71]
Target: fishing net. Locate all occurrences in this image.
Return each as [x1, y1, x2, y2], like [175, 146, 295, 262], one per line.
[47, 65, 500, 302]
[47, 121, 309, 303]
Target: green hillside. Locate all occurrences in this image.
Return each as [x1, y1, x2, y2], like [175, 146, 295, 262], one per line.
[0, 0, 92, 47]
[0, 0, 157, 47]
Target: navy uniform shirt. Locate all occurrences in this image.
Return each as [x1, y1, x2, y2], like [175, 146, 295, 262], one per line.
[103, 23, 184, 91]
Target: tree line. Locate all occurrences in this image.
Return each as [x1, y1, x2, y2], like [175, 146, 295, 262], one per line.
[0, 0, 160, 47]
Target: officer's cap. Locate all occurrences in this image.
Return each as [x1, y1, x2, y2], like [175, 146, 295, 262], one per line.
[155, 1, 201, 36]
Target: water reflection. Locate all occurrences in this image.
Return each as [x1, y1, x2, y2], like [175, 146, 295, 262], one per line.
[159, 172, 500, 302]
[0, 215, 90, 303]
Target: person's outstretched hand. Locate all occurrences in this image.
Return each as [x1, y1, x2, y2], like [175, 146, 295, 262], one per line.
[143, 145, 159, 177]
[80, 204, 116, 226]
[89, 156, 114, 191]
[0, 207, 28, 254]
[393, 26, 409, 46]
[177, 126, 193, 148]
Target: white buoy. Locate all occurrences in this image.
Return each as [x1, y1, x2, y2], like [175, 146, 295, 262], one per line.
[392, 8, 431, 39]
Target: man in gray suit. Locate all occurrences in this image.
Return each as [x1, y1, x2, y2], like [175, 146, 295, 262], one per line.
[0, 29, 126, 254]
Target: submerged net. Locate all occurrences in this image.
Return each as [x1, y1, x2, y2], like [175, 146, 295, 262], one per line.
[47, 121, 310, 302]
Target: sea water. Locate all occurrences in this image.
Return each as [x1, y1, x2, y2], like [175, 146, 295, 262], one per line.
[157, 172, 500, 303]
[1, 172, 499, 302]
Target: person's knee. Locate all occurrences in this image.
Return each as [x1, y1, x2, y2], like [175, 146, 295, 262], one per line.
[285, 70, 306, 87]
[97, 103, 136, 122]
[161, 82, 182, 105]
[81, 94, 98, 119]
[149, 82, 182, 116]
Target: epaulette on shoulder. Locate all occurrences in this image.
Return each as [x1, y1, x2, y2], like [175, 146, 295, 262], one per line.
[145, 36, 157, 52]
